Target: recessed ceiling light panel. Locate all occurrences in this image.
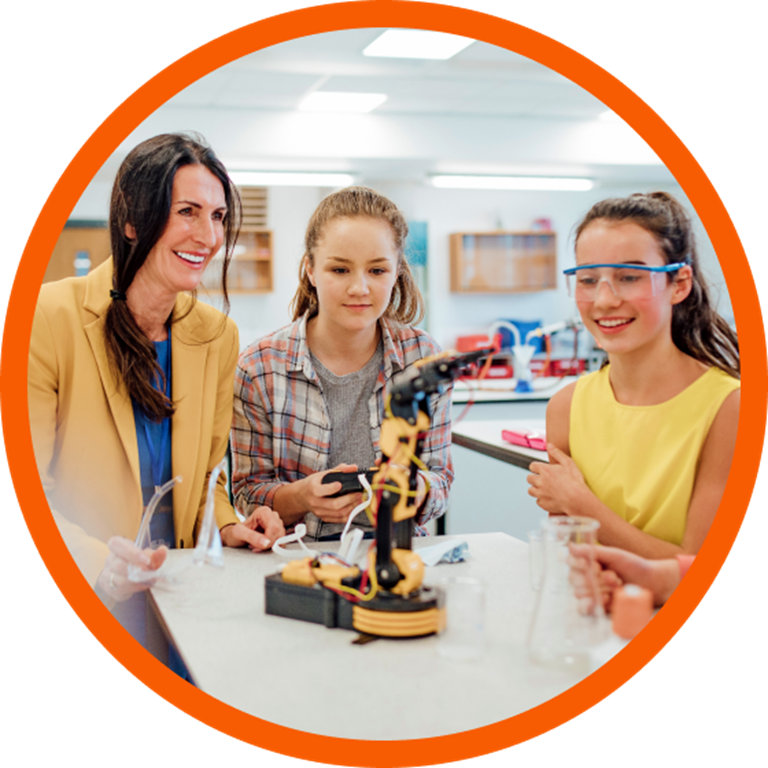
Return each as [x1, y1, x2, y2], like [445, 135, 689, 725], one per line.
[229, 172, 355, 187]
[297, 91, 387, 113]
[363, 30, 474, 60]
[431, 175, 594, 191]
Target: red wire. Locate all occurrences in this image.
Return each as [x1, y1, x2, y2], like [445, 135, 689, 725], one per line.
[453, 335, 500, 425]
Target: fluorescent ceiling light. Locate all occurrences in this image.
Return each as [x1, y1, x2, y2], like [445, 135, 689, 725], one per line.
[363, 30, 474, 59]
[431, 175, 594, 191]
[298, 91, 387, 113]
[229, 171, 355, 187]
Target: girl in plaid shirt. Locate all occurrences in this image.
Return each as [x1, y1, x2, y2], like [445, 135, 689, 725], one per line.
[232, 187, 453, 541]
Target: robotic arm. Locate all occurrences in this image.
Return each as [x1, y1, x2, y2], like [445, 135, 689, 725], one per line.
[268, 348, 490, 637]
[371, 349, 491, 590]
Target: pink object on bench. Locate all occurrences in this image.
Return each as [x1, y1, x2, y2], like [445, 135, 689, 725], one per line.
[501, 429, 547, 452]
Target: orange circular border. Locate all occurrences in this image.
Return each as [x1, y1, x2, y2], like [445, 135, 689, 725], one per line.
[3, 2, 765, 766]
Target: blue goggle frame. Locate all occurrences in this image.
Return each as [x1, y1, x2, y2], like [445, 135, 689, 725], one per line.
[562, 262, 688, 276]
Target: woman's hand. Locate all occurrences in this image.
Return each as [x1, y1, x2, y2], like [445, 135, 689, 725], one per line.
[221, 506, 285, 552]
[298, 463, 364, 524]
[97, 536, 167, 602]
[527, 443, 590, 515]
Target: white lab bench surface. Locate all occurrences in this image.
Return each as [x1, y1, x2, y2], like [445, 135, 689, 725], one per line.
[447, 373, 569, 538]
[452, 419, 548, 470]
[149, 533, 599, 740]
[452, 376, 576, 404]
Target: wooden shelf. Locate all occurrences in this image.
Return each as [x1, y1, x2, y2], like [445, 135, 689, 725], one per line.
[200, 228, 273, 294]
[201, 187, 273, 294]
[450, 231, 556, 293]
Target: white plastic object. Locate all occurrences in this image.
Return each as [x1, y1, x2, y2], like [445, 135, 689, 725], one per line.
[272, 523, 319, 559]
[338, 527, 364, 565]
[338, 472, 373, 545]
[488, 320, 522, 348]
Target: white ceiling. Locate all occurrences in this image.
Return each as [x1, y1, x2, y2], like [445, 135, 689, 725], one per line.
[105, 29, 674, 188]
[170, 29, 606, 119]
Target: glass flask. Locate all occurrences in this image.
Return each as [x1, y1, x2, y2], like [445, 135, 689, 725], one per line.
[127, 476, 182, 583]
[527, 516, 610, 672]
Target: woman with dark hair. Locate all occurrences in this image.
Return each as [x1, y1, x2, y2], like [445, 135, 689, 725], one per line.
[28, 134, 283, 667]
[527, 192, 739, 559]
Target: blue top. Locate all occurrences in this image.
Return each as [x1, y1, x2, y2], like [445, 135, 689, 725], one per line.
[132, 337, 174, 548]
[114, 336, 189, 680]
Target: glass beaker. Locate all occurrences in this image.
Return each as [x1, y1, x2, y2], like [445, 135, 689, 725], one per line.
[437, 576, 486, 661]
[527, 516, 609, 672]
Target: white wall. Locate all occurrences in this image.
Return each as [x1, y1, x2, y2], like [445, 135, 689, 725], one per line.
[119, 107, 661, 170]
[233, 180, 734, 353]
[200, 186, 323, 350]
[69, 180, 733, 351]
[353, 181, 731, 349]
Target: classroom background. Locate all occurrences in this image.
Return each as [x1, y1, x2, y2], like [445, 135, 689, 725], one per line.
[47, 28, 736, 543]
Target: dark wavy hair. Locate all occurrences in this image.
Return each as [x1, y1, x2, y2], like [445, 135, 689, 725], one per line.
[574, 192, 739, 378]
[105, 133, 241, 420]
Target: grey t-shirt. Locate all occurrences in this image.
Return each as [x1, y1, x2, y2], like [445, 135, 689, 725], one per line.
[308, 341, 383, 540]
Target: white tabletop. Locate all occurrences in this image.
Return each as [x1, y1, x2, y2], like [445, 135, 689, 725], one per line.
[452, 419, 548, 468]
[452, 376, 576, 404]
[149, 533, 596, 740]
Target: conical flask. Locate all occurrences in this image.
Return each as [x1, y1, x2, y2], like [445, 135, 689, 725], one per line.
[527, 516, 609, 671]
[192, 458, 227, 567]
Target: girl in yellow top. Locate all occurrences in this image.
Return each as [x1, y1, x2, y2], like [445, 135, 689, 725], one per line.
[527, 192, 740, 559]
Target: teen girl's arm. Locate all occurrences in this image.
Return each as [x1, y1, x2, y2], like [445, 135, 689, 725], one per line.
[231, 362, 292, 519]
[231, 361, 362, 528]
[205, 320, 283, 551]
[527, 384, 740, 559]
[412, 386, 454, 533]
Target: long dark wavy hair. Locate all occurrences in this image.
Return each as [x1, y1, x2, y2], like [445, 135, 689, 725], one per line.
[574, 191, 739, 378]
[105, 133, 241, 420]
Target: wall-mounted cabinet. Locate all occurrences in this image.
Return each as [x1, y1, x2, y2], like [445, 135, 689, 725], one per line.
[450, 231, 556, 293]
[200, 228, 273, 294]
[200, 186, 272, 294]
[44, 223, 111, 284]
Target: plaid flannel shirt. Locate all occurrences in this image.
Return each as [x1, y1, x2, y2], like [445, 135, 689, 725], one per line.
[232, 313, 453, 538]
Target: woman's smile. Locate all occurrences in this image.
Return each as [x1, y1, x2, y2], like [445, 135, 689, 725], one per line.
[175, 250, 209, 267]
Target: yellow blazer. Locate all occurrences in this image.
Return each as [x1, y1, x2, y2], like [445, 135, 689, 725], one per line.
[28, 258, 239, 586]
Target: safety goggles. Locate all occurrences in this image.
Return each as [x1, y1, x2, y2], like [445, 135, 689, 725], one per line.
[563, 262, 688, 301]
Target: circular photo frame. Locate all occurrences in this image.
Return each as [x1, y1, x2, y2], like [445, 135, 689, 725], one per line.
[3, 2, 765, 766]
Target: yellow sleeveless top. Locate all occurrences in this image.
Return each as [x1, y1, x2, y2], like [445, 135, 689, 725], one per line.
[569, 366, 740, 546]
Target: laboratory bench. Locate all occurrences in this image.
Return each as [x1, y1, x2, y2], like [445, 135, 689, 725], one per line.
[149, 532, 601, 740]
[444, 379, 571, 540]
[452, 419, 547, 470]
[451, 375, 576, 405]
